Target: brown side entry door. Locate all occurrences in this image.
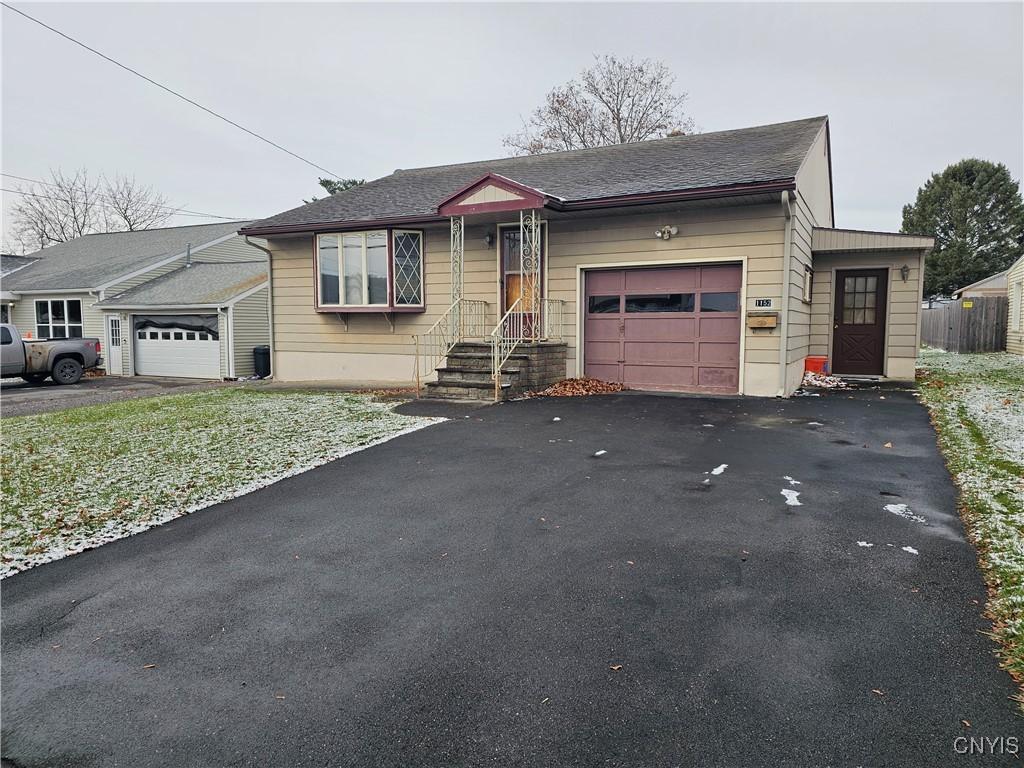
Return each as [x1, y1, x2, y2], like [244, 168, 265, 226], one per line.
[833, 268, 888, 375]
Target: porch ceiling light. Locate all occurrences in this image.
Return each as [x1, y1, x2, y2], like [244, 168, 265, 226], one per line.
[654, 225, 679, 240]
[484, 232, 494, 247]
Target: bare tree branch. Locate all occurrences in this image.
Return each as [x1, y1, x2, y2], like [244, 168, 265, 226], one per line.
[8, 169, 177, 250]
[504, 55, 696, 155]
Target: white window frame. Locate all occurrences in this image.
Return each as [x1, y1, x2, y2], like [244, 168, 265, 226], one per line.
[315, 229, 425, 310]
[391, 229, 425, 308]
[35, 298, 83, 339]
[802, 268, 813, 304]
[316, 231, 389, 308]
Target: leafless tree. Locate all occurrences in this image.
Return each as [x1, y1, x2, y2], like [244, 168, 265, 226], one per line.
[504, 55, 696, 155]
[102, 174, 174, 232]
[9, 169, 175, 251]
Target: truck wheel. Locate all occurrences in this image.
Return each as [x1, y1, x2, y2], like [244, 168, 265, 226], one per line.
[52, 358, 83, 385]
[21, 374, 48, 385]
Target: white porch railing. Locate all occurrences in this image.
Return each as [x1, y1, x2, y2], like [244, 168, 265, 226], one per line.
[542, 298, 568, 341]
[490, 298, 526, 400]
[413, 298, 490, 395]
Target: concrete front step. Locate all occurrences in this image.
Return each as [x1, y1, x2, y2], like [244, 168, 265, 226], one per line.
[436, 367, 519, 386]
[423, 381, 507, 400]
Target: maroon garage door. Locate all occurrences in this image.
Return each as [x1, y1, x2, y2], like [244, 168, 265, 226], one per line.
[583, 264, 742, 393]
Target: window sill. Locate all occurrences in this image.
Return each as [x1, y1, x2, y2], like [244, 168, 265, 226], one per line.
[316, 305, 425, 314]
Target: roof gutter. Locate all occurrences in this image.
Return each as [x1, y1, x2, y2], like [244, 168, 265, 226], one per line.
[238, 179, 797, 237]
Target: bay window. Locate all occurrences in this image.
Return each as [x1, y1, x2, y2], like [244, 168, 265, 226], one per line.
[36, 298, 83, 338]
[317, 229, 423, 310]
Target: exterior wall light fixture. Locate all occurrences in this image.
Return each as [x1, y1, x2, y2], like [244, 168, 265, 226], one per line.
[900, 264, 910, 282]
[654, 225, 679, 240]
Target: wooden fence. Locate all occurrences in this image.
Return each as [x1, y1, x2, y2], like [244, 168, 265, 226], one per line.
[921, 296, 1008, 353]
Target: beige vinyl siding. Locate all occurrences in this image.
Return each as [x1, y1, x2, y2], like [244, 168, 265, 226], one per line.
[230, 287, 270, 377]
[811, 229, 933, 252]
[794, 123, 833, 228]
[1007, 255, 1024, 355]
[193, 235, 268, 264]
[809, 251, 925, 380]
[268, 203, 790, 394]
[9, 292, 109, 370]
[785, 198, 815, 391]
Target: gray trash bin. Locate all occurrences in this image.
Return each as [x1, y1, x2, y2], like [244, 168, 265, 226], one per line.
[253, 345, 271, 378]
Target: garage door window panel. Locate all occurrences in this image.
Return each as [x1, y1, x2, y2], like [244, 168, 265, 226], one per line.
[625, 293, 694, 313]
[587, 295, 620, 314]
[699, 292, 739, 312]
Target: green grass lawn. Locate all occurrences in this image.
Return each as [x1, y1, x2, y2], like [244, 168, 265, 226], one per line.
[1, 389, 438, 577]
[917, 348, 1024, 703]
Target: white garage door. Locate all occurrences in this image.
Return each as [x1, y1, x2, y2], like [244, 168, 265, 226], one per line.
[134, 323, 220, 379]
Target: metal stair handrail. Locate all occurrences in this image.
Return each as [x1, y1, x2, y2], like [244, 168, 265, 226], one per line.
[413, 298, 490, 395]
[490, 297, 526, 400]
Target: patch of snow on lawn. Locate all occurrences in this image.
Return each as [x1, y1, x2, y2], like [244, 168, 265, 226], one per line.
[1, 390, 441, 578]
[783, 476, 801, 486]
[885, 503, 927, 524]
[856, 541, 874, 548]
[901, 546, 919, 555]
[710, 464, 728, 475]
[781, 489, 802, 506]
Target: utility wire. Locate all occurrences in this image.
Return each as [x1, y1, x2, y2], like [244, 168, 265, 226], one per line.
[1, 187, 242, 221]
[1, 173, 242, 219]
[1, 2, 341, 179]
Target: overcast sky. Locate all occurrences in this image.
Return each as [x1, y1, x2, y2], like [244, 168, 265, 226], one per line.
[2, 1, 1022, 248]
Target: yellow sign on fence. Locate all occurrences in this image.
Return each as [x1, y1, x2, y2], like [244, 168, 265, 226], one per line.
[962, 300, 974, 308]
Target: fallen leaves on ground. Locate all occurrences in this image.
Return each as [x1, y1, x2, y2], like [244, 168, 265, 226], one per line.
[802, 371, 850, 389]
[528, 378, 624, 397]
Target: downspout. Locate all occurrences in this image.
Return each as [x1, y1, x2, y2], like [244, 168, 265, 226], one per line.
[244, 236, 275, 378]
[777, 191, 795, 396]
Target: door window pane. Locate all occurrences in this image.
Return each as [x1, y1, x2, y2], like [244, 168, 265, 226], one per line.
[700, 292, 738, 312]
[318, 235, 340, 305]
[588, 295, 620, 314]
[342, 234, 364, 304]
[625, 294, 694, 313]
[1, 327, 12, 344]
[366, 232, 388, 305]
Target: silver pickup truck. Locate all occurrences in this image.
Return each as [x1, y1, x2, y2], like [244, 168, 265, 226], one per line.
[0, 323, 103, 385]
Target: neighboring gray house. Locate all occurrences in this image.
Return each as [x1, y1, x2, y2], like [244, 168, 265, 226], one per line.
[1, 222, 271, 379]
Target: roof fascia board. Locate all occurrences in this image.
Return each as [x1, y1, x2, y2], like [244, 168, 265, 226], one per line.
[437, 173, 549, 216]
[96, 303, 223, 311]
[241, 180, 796, 237]
[224, 279, 270, 307]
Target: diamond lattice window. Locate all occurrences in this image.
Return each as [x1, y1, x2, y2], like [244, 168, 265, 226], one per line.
[393, 231, 423, 306]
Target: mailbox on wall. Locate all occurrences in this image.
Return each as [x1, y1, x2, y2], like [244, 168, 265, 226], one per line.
[746, 312, 779, 330]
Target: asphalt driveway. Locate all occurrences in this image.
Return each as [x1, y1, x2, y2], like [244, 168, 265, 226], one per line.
[0, 375, 230, 418]
[2, 389, 1020, 767]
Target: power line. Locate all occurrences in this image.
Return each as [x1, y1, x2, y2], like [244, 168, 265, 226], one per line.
[1, 2, 341, 180]
[1, 173, 242, 219]
[1, 187, 242, 221]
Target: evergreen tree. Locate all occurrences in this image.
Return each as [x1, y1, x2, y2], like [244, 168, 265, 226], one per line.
[304, 177, 363, 204]
[902, 159, 1024, 296]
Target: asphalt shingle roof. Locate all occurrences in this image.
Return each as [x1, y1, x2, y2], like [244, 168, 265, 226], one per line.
[95, 261, 268, 307]
[243, 116, 827, 232]
[2, 221, 252, 291]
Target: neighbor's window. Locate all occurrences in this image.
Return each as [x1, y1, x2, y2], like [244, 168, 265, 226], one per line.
[317, 230, 423, 309]
[35, 299, 83, 339]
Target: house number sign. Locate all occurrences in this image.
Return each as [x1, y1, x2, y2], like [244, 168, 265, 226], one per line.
[752, 298, 775, 309]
